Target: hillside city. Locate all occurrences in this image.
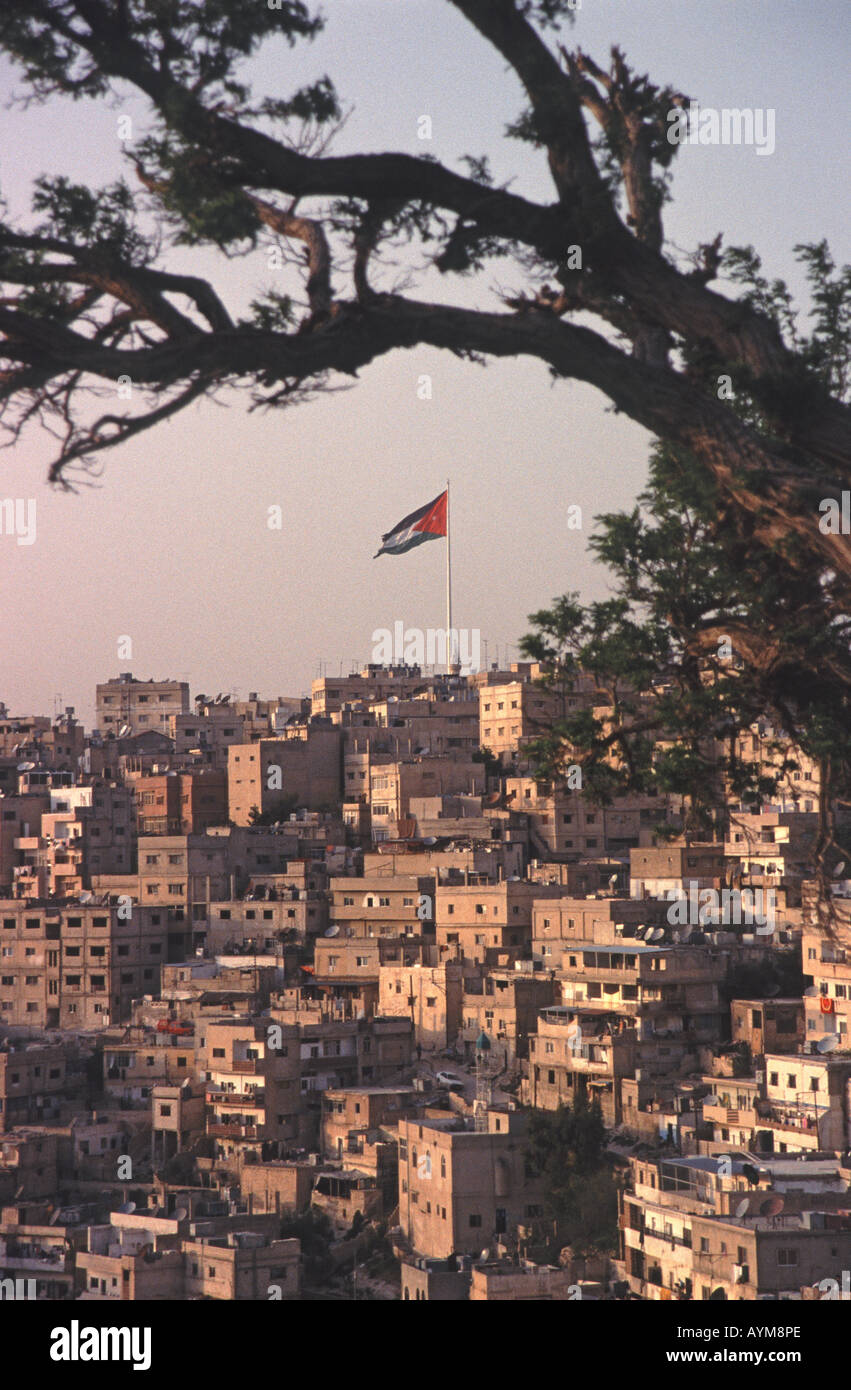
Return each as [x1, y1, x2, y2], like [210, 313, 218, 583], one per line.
[0, 660, 850, 1304]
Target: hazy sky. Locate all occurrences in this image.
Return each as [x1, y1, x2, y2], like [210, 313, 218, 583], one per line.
[1, 0, 848, 727]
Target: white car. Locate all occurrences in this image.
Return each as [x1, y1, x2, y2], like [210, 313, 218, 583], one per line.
[435, 1070, 465, 1090]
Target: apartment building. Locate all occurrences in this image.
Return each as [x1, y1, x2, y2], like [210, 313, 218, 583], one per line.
[198, 1018, 303, 1156]
[96, 674, 189, 737]
[379, 959, 465, 1051]
[101, 1027, 197, 1106]
[367, 756, 485, 841]
[802, 907, 851, 1048]
[397, 1107, 550, 1259]
[136, 827, 306, 928]
[690, 1210, 851, 1301]
[311, 665, 430, 718]
[0, 708, 85, 771]
[630, 842, 726, 898]
[313, 935, 429, 994]
[730, 998, 804, 1057]
[531, 896, 670, 970]
[131, 770, 227, 835]
[461, 968, 556, 1064]
[505, 776, 673, 860]
[0, 1041, 68, 1132]
[227, 730, 342, 823]
[0, 792, 52, 895]
[0, 898, 188, 1029]
[761, 1052, 851, 1153]
[524, 1005, 638, 1125]
[182, 1232, 300, 1299]
[270, 1012, 414, 1121]
[556, 940, 729, 1072]
[329, 873, 435, 938]
[321, 1085, 416, 1159]
[169, 709, 247, 767]
[436, 881, 565, 965]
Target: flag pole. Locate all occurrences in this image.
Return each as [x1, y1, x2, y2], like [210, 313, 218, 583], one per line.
[445, 478, 453, 675]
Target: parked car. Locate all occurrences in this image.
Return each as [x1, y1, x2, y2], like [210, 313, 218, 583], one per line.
[435, 1070, 465, 1091]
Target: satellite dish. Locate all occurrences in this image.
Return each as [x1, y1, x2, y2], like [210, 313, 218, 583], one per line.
[650, 928, 665, 943]
[834, 861, 846, 877]
[818, 1034, 840, 1053]
[79, 891, 93, 903]
[324, 925, 340, 937]
[634, 926, 647, 939]
[735, 1198, 750, 1218]
[708, 1287, 727, 1300]
[17, 761, 35, 771]
[174, 1207, 189, 1222]
[119, 1201, 136, 1214]
[760, 1195, 784, 1218]
[608, 873, 619, 888]
[803, 987, 819, 998]
[763, 979, 781, 998]
[479, 1248, 492, 1262]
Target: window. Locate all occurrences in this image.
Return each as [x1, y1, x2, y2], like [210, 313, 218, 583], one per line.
[778, 1249, 799, 1267]
[468, 1214, 482, 1228]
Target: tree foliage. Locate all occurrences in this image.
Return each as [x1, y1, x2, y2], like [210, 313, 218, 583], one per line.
[0, 2, 846, 608]
[526, 1098, 618, 1254]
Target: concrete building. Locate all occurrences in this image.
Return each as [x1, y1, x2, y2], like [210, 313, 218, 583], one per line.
[131, 770, 227, 836]
[380, 959, 465, 1051]
[731, 998, 804, 1058]
[436, 881, 565, 966]
[0, 898, 188, 1029]
[397, 1106, 550, 1259]
[227, 730, 341, 823]
[96, 674, 189, 737]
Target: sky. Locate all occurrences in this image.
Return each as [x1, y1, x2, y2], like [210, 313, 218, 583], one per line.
[0, 0, 848, 728]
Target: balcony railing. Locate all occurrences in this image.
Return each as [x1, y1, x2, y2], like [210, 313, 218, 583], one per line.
[206, 1089, 265, 1107]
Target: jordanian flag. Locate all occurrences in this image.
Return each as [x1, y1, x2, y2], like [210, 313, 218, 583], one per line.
[374, 489, 447, 557]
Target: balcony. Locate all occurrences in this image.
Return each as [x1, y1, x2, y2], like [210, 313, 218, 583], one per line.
[230, 1059, 262, 1074]
[761, 1107, 822, 1136]
[208, 1122, 259, 1139]
[0, 1251, 66, 1271]
[206, 1089, 265, 1107]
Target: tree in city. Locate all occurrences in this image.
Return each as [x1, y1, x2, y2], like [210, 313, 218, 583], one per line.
[516, 248, 851, 896]
[526, 1098, 619, 1255]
